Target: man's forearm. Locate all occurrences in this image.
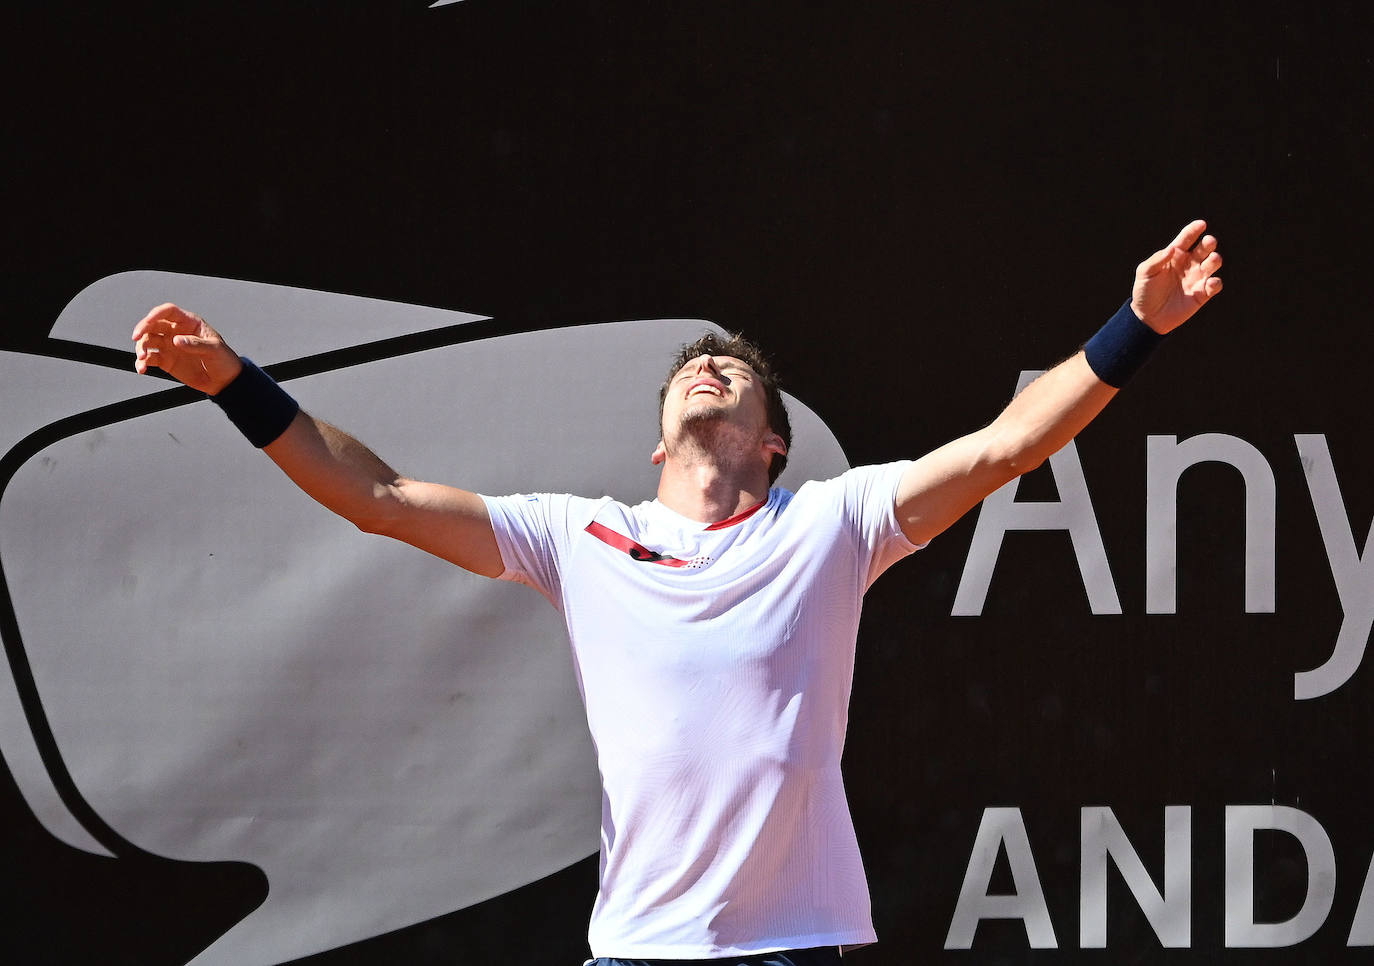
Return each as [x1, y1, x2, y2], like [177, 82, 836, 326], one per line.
[980, 351, 1118, 478]
[892, 347, 1121, 547]
[263, 412, 408, 534]
[260, 411, 504, 578]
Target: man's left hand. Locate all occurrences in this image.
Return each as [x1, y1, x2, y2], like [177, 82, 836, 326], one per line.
[1130, 219, 1224, 334]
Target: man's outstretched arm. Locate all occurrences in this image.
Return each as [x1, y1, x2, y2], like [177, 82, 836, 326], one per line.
[131, 303, 504, 577]
[894, 220, 1223, 547]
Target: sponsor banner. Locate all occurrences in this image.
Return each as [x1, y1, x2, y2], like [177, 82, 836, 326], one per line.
[3, 3, 1370, 963]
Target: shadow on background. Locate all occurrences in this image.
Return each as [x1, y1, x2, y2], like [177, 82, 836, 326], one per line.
[282, 856, 599, 966]
[0, 758, 267, 966]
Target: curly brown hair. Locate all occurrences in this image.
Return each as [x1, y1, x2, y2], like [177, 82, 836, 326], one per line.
[658, 332, 792, 485]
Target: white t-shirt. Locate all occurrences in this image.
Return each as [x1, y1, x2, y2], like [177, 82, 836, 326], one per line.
[481, 461, 919, 958]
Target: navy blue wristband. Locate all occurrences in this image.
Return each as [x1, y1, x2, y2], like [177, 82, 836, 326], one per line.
[1083, 301, 1165, 388]
[210, 357, 300, 447]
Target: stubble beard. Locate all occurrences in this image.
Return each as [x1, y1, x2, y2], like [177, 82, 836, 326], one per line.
[670, 406, 756, 470]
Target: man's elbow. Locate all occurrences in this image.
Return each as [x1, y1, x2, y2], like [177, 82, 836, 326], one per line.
[344, 481, 407, 537]
[1002, 450, 1049, 478]
[351, 514, 393, 537]
[980, 430, 1049, 484]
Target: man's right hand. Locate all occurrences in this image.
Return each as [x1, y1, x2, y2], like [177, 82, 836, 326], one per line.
[132, 303, 244, 395]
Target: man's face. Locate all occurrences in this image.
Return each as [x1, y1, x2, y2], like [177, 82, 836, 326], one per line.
[660, 353, 771, 443]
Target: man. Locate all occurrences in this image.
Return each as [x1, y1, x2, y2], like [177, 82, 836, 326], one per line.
[132, 221, 1222, 964]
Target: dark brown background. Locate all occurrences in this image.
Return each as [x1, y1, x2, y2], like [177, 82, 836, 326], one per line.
[3, 3, 1372, 962]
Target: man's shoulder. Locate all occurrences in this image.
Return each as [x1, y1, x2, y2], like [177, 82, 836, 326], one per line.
[482, 491, 617, 537]
[786, 460, 913, 501]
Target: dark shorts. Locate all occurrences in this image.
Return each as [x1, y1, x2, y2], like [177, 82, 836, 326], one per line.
[588, 947, 842, 966]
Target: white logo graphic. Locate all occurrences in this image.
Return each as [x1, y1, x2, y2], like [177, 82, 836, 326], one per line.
[955, 372, 1371, 700]
[945, 804, 1374, 949]
[0, 272, 850, 964]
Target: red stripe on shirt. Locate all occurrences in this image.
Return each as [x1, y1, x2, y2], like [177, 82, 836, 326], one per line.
[703, 499, 766, 531]
[584, 499, 764, 565]
[584, 521, 693, 567]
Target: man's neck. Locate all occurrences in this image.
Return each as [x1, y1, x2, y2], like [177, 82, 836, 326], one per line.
[655, 459, 771, 525]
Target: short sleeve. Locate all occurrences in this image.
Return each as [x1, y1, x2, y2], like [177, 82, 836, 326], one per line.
[835, 461, 923, 588]
[480, 493, 604, 607]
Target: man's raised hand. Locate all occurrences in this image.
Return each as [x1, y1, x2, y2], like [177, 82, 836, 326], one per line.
[132, 303, 244, 395]
[1130, 220, 1224, 335]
